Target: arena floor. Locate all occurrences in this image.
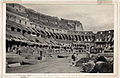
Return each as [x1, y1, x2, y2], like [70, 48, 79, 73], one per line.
[6, 58, 83, 73]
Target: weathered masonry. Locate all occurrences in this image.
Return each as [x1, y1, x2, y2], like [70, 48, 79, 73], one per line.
[6, 3, 114, 60]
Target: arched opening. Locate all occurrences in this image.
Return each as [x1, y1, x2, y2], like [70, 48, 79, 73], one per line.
[78, 35, 81, 41]
[27, 31, 31, 34]
[17, 28, 21, 32]
[37, 33, 40, 37]
[11, 27, 15, 31]
[22, 30, 26, 35]
[32, 32, 36, 35]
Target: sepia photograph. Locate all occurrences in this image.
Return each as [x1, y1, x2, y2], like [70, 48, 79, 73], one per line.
[5, 3, 114, 73]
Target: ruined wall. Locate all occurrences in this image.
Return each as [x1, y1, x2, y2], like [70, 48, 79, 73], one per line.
[6, 3, 114, 55]
[25, 6, 84, 31]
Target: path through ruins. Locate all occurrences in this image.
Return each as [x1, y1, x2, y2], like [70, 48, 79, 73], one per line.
[7, 58, 83, 73]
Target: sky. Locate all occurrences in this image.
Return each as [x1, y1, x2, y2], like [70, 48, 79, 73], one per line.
[21, 3, 114, 32]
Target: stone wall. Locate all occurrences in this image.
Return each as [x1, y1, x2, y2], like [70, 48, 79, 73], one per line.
[7, 3, 83, 31]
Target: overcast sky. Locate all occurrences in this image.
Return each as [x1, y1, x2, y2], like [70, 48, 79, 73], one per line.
[21, 4, 114, 32]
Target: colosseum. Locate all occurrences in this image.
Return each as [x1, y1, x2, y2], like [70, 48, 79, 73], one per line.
[6, 3, 114, 73]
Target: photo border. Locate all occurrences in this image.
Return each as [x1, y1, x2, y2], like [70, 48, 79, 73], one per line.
[1, 1, 119, 78]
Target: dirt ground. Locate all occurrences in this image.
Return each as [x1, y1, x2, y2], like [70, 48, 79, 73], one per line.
[6, 58, 83, 73]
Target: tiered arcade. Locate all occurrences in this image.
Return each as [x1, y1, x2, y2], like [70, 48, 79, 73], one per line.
[6, 3, 114, 59]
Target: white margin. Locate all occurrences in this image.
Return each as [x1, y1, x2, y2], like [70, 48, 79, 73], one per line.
[1, 1, 119, 78]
